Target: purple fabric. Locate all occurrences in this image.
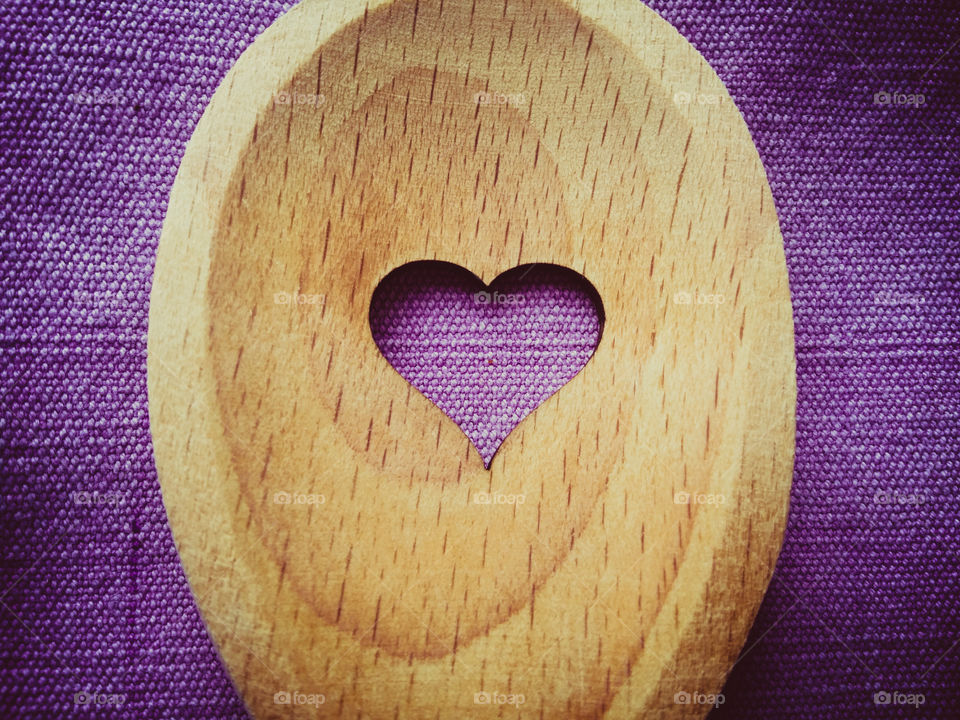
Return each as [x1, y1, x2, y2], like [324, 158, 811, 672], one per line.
[1, 1, 958, 718]
[369, 262, 603, 467]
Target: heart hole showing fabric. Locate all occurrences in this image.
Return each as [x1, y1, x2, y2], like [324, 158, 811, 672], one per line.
[369, 261, 605, 468]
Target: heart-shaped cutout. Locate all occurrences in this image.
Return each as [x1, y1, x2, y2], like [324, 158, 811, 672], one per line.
[370, 261, 604, 467]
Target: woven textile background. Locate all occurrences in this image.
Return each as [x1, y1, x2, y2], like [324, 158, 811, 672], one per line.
[369, 262, 604, 467]
[1, 1, 958, 718]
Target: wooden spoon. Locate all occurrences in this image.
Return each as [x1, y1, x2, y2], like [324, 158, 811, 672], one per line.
[147, 0, 796, 717]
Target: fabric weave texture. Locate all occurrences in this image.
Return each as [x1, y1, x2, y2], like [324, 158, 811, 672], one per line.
[1, 1, 958, 718]
[369, 262, 603, 467]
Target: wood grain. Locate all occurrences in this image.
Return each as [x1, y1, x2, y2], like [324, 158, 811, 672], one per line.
[147, 0, 796, 717]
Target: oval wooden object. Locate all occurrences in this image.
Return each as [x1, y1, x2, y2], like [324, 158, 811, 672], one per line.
[147, 0, 796, 718]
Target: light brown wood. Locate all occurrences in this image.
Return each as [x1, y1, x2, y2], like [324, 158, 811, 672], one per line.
[147, 0, 796, 717]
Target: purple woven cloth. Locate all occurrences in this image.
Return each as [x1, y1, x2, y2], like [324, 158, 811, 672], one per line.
[1, 1, 958, 718]
[369, 262, 603, 467]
